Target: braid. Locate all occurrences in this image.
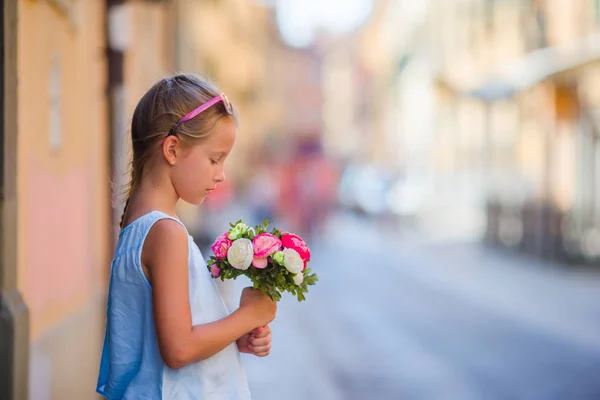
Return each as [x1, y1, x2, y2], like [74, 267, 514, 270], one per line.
[119, 160, 140, 229]
[119, 196, 132, 229]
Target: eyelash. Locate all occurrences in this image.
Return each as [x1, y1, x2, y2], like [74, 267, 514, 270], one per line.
[210, 159, 218, 165]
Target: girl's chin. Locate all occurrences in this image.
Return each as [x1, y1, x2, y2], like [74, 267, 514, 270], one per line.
[180, 195, 207, 206]
[195, 196, 207, 205]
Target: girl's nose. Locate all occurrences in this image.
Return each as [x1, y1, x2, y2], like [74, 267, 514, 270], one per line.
[216, 169, 226, 183]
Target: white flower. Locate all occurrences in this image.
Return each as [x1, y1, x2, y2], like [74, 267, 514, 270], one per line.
[283, 248, 303, 274]
[293, 273, 304, 285]
[227, 238, 253, 270]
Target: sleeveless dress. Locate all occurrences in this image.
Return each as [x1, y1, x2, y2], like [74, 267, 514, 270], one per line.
[97, 211, 251, 399]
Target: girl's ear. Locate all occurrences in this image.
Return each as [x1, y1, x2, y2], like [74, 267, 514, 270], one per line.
[162, 136, 179, 166]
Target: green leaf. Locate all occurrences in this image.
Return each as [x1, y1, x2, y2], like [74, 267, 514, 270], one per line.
[304, 273, 318, 285]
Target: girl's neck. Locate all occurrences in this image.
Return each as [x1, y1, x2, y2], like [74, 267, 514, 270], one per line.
[124, 174, 179, 226]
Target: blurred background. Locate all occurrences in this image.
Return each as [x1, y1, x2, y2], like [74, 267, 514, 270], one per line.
[1, 0, 600, 399]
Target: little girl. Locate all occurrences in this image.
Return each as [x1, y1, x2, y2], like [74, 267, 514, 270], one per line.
[97, 73, 277, 399]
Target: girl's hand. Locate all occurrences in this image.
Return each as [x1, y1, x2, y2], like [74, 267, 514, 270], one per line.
[237, 325, 272, 357]
[239, 287, 277, 328]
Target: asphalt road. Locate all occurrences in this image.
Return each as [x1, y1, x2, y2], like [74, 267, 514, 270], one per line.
[229, 212, 600, 400]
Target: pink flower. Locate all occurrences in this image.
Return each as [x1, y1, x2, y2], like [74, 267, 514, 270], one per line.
[211, 232, 232, 260]
[252, 256, 269, 269]
[210, 265, 221, 277]
[253, 233, 282, 257]
[281, 233, 311, 270]
[252, 233, 282, 269]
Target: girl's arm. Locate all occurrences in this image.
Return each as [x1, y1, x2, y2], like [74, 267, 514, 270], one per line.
[143, 219, 276, 369]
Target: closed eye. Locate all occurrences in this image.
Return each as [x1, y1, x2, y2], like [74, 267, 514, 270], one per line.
[210, 159, 218, 165]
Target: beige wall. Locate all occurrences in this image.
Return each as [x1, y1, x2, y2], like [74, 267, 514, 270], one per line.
[17, 0, 109, 398]
[18, 0, 109, 342]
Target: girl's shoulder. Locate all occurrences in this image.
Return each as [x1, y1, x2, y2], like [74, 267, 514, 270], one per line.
[116, 210, 189, 256]
[141, 216, 189, 274]
[116, 211, 190, 285]
[120, 210, 187, 235]
[144, 217, 188, 250]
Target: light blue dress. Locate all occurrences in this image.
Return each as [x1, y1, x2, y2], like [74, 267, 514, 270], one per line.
[97, 211, 251, 399]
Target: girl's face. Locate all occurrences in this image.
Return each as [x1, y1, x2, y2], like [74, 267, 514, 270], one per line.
[171, 117, 236, 205]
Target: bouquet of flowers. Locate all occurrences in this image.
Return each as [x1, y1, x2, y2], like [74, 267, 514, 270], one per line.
[206, 220, 318, 301]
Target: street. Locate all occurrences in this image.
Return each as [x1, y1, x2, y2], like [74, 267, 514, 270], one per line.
[230, 212, 600, 400]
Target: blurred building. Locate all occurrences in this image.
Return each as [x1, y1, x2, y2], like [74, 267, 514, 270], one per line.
[352, 0, 600, 259]
[266, 37, 329, 236]
[430, 0, 600, 263]
[321, 33, 369, 162]
[173, 0, 281, 182]
[338, 0, 439, 225]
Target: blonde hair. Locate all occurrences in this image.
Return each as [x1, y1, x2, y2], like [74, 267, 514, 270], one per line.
[121, 73, 237, 227]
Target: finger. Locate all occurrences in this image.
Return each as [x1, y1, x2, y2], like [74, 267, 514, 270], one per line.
[250, 330, 271, 341]
[254, 349, 271, 357]
[252, 327, 264, 336]
[249, 334, 271, 347]
[250, 344, 271, 356]
[250, 343, 270, 352]
[251, 327, 270, 338]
